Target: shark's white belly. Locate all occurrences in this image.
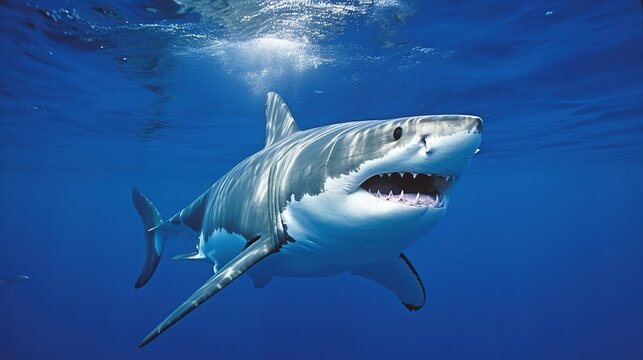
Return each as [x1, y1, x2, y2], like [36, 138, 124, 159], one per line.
[200, 230, 246, 272]
[276, 188, 444, 272]
[200, 229, 346, 277]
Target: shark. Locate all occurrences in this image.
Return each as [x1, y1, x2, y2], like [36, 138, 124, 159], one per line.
[0, 275, 29, 285]
[133, 92, 482, 347]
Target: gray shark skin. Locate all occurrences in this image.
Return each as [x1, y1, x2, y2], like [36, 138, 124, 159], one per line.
[133, 92, 482, 347]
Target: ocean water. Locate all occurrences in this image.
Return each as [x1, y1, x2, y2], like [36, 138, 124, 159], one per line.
[1, 0, 642, 359]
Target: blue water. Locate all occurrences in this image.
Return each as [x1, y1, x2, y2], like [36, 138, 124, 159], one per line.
[1, 0, 642, 358]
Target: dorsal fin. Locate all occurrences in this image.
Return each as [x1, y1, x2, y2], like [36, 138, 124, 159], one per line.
[265, 92, 300, 147]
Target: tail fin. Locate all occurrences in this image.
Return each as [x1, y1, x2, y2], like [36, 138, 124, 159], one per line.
[132, 189, 164, 288]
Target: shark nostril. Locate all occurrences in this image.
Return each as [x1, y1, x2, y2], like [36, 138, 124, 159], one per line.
[420, 137, 430, 153]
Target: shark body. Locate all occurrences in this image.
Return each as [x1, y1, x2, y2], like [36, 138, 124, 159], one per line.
[133, 92, 482, 346]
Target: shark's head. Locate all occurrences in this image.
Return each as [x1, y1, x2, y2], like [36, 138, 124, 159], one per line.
[346, 115, 482, 212]
[327, 115, 482, 232]
[279, 112, 482, 264]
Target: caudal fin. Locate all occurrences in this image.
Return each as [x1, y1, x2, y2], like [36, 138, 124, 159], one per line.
[132, 189, 164, 288]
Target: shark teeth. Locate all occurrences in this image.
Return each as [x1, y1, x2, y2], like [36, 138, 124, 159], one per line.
[367, 172, 455, 180]
[370, 190, 444, 208]
[360, 171, 454, 209]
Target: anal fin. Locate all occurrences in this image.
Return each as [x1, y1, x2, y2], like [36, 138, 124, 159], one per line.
[350, 253, 426, 311]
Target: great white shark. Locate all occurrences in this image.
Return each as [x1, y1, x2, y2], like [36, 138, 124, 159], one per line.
[133, 92, 482, 347]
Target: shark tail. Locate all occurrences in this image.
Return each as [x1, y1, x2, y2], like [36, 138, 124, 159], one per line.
[132, 189, 164, 289]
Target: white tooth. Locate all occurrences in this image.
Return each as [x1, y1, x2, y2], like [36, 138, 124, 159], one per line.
[376, 190, 381, 197]
[379, 174, 384, 178]
[412, 173, 418, 179]
[435, 194, 440, 204]
[368, 188, 371, 193]
[414, 193, 420, 204]
[399, 190, 404, 201]
[388, 190, 393, 200]
[399, 172, 404, 177]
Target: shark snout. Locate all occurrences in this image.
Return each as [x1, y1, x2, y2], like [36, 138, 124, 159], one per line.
[416, 115, 482, 153]
[410, 115, 483, 175]
[444, 115, 482, 134]
[416, 114, 483, 138]
[468, 116, 483, 133]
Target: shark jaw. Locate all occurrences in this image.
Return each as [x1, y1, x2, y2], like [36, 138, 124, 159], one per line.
[359, 172, 455, 209]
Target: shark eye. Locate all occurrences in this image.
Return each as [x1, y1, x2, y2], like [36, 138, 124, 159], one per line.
[393, 127, 402, 141]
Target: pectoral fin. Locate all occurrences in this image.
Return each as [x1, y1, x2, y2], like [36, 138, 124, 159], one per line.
[139, 236, 277, 347]
[350, 254, 426, 311]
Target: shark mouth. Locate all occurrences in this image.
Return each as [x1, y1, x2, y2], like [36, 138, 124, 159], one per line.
[359, 172, 455, 208]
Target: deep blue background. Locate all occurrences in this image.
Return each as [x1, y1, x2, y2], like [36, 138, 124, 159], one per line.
[1, 1, 641, 359]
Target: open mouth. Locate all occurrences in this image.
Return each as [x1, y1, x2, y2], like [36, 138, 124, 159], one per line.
[359, 172, 455, 208]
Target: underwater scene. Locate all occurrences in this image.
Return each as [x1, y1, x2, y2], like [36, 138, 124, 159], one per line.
[1, 0, 641, 359]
